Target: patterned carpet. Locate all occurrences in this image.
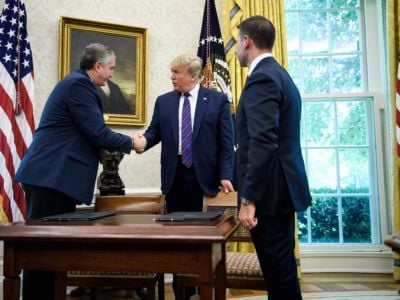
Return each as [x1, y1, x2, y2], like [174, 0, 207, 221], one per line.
[64, 289, 400, 300]
[231, 290, 400, 300]
[60, 273, 400, 300]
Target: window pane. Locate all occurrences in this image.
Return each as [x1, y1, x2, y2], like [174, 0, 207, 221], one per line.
[331, 10, 360, 52]
[342, 196, 371, 243]
[285, 0, 299, 10]
[331, 0, 360, 8]
[303, 57, 329, 93]
[308, 149, 337, 192]
[339, 148, 370, 192]
[301, 11, 328, 54]
[297, 211, 308, 242]
[337, 101, 367, 145]
[288, 56, 302, 89]
[286, 12, 300, 54]
[311, 197, 339, 242]
[305, 101, 335, 146]
[301, 0, 328, 9]
[332, 55, 362, 92]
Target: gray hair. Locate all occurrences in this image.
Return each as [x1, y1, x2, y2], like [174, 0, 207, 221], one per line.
[79, 43, 115, 70]
[170, 54, 203, 82]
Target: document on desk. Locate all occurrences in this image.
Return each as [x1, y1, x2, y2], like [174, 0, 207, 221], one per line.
[155, 210, 223, 222]
[42, 211, 115, 221]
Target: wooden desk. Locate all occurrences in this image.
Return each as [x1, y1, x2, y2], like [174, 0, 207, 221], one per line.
[0, 214, 238, 300]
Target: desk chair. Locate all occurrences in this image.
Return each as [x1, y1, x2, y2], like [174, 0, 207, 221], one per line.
[174, 192, 266, 299]
[63, 195, 165, 300]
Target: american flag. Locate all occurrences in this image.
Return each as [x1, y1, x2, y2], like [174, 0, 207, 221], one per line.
[0, 0, 34, 224]
[197, 0, 233, 105]
[197, 0, 237, 189]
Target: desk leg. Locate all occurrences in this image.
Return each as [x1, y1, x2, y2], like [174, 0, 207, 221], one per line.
[214, 259, 226, 299]
[3, 276, 21, 300]
[214, 243, 227, 300]
[198, 244, 226, 300]
[54, 271, 67, 300]
[198, 282, 214, 300]
[3, 243, 21, 300]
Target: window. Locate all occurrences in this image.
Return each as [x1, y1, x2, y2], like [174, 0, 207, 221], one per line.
[285, 0, 363, 93]
[299, 97, 380, 244]
[285, 0, 385, 245]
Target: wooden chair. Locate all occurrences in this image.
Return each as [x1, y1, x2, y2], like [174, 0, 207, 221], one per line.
[63, 195, 166, 300]
[174, 192, 266, 299]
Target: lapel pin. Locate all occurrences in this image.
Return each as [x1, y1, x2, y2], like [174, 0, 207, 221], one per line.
[203, 97, 207, 101]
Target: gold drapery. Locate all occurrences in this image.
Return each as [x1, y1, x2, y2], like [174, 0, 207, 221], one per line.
[387, 0, 400, 280]
[221, 0, 301, 278]
[221, 0, 287, 112]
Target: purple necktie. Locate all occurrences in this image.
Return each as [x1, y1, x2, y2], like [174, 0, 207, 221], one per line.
[181, 92, 192, 168]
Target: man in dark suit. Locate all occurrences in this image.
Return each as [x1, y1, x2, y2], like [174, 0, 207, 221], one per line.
[136, 54, 234, 212]
[15, 43, 136, 300]
[235, 16, 312, 300]
[134, 54, 234, 299]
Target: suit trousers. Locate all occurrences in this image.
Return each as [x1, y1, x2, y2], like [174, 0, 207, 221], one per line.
[166, 156, 203, 213]
[250, 212, 302, 300]
[21, 183, 76, 300]
[167, 157, 203, 299]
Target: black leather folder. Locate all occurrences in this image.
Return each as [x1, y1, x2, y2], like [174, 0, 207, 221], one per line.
[155, 210, 223, 222]
[42, 211, 115, 221]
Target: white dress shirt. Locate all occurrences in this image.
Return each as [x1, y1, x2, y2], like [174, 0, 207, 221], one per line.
[247, 53, 273, 76]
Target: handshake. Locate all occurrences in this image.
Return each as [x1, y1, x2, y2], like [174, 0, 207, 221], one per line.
[132, 133, 147, 154]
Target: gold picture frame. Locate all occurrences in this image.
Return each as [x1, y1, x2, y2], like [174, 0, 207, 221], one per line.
[59, 16, 147, 126]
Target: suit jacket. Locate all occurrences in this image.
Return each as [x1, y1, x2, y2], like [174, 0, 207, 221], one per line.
[144, 87, 234, 196]
[237, 57, 311, 215]
[15, 69, 132, 205]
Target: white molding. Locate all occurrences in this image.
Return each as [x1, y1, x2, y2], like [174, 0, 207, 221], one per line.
[300, 251, 393, 273]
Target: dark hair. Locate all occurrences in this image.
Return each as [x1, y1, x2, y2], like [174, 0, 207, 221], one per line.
[79, 43, 115, 70]
[238, 15, 275, 50]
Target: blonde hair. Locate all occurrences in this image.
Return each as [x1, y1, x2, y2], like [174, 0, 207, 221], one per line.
[170, 54, 203, 82]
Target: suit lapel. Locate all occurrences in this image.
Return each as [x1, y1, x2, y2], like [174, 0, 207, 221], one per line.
[171, 92, 180, 145]
[192, 88, 208, 142]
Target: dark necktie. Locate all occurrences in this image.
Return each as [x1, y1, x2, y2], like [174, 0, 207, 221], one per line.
[181, 92, 192, 168]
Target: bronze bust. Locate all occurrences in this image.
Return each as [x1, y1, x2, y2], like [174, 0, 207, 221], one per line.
[97, 149, 125, 195]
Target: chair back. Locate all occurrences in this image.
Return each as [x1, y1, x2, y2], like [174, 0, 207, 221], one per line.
[95, 195, 165, 214]
[204, 192, 252, 243]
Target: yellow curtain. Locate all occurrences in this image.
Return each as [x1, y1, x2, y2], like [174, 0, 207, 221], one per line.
[0, 195, 9, 224]
[387, 0, 400, 280]
[221, 0, 301, 278]
[221, 0, 287, 112]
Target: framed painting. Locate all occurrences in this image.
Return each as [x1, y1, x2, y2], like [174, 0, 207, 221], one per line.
[59, 16, 147, 126]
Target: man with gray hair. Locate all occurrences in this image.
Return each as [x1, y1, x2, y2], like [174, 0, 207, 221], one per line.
[15, 43, 137, 300]
[134, 54, 235, 298]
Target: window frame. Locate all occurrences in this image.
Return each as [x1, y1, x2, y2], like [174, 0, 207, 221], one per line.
[284, 0, 390, 253]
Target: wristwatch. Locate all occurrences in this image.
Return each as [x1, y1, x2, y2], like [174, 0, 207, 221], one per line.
[240, 197, 252, 206]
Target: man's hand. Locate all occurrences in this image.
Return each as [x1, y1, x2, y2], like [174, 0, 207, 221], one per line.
[219, 180, 234, 193]
[133, 133, 147, 154]
[238, 202, 258, 230]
